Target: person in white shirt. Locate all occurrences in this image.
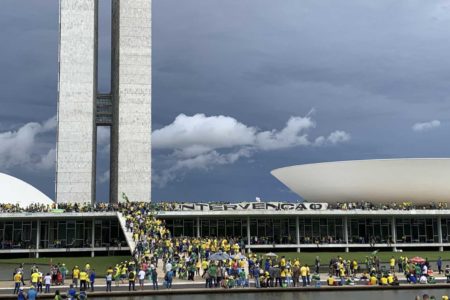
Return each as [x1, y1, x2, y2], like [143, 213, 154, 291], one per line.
[44, 273, 52, 293]
[419, 274, 428, 284]
[422, 264, 428, 276]
[165, 262, 172, 272]
[138, 269, 146, 290]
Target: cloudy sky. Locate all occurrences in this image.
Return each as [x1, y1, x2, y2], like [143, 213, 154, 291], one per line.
[1, 0, 450, 202]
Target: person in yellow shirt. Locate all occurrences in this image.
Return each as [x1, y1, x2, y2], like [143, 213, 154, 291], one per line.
[387, 274, 394, 285]
[327, 275, 335, 286]
[201, 260, 209, 276]
[37, 272, 43, 293]
[72, 266, 80, 288]
[306, 265, 311, 286]
[380, 276, 388, 285]
[280, 256, 286, 269]
[13, 272, 22, 294]
[389, 256, 396, 273]
[79, 270, 88, 290]
[369, 275, 378, 285]
[300, 265, 307, 287]
[30, 271, 39, 287]
[280, 269, 287, 287]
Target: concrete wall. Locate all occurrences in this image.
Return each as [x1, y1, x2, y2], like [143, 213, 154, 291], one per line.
[110, 0, 152, 203]
[56, 0, 98, 204]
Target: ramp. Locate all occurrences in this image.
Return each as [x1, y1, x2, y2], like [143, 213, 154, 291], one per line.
[116, 212, 136, 254]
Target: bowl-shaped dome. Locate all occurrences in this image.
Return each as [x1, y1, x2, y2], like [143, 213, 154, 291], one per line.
[271, 159, 450, 204]
[0, 173, 54, 207]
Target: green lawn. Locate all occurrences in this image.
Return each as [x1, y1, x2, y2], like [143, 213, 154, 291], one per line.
[252, 251, 449, 265]
[0, 256, 130, 276]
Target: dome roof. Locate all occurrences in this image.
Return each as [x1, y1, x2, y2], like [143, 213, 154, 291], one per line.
[0, 173, 54, 207]
[271, 158, 450, 204]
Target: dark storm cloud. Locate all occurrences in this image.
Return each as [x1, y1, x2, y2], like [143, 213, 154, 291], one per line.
[1, 0, 450, 201]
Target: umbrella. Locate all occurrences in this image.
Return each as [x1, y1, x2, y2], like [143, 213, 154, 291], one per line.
[208, 252, 230, 261]
[264, 252, 278, 257]
[410, 256, 426, 264]
[231, 254, 246, 260]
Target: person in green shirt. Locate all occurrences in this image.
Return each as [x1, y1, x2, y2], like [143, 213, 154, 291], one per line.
[59, 264, 67, 285]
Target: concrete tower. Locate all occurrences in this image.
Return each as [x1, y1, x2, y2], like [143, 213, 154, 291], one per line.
[56, 0, 151, 204]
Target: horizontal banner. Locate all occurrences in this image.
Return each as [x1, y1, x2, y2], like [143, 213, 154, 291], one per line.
[171, 202, 328, 212]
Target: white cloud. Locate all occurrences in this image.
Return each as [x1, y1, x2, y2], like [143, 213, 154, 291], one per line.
[0, 116, 57, 171]
[36, 148, 56, 170]
[412, 120, 441, 132]
[326, 130, 352, 144]
[153, 113, 350, 187]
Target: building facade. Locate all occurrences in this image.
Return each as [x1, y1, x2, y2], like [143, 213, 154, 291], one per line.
[2, 208, 450, 257]
[56, 0, 152, 204]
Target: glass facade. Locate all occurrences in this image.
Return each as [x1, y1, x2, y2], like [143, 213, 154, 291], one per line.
[349, 218, 391, 244]
[250, 218, 296, 244]
[299, 218, 344, 244]
[0, 221, 38, 249]
[396, 218, 438, 243]
[163, 216, 444, 246]
[165, 219, 198, 237]
[0, 215, 448, 251]
[0, 219, 125, 249]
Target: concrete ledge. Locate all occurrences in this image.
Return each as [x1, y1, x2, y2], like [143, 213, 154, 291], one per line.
[2, 285, 450, 299]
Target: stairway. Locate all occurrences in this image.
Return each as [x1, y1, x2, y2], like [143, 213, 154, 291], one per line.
[116, 212, 136, 254]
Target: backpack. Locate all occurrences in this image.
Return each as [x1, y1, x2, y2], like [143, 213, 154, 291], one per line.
[128, 272, 135, 280]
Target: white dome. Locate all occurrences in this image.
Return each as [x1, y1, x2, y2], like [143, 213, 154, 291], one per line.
[0, 173, 54, 207]
[271, 158, 450, 204]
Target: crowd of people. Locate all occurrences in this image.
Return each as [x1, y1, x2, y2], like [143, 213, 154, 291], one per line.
[1, 200, 450, 214]
[8, 201, 450, 299]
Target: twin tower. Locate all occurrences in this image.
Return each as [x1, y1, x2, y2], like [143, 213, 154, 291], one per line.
[56, 0, 152, 203]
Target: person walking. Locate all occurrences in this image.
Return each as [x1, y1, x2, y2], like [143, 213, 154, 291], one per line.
[151, 268, 158, 290]
[89, 269, 96, 292]
[13, 272, 22, 294]
[165, 270, 173, 289]
[315, 256, 321, 274]
[128, 269, 136, 291]
[44, 273, 52, 293]
[300, 265, 307, 287]
[105, 272, 112, 292]
[60, 264, 67, 285]
[437, 257, 443, 274]
[72, 266, 80, 288]
[79, 269, 88, 290]
[138, 268, 146, 290]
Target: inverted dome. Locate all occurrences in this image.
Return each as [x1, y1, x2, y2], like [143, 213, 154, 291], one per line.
[271, 158, 450, 204]
[0, 173, 54, 207]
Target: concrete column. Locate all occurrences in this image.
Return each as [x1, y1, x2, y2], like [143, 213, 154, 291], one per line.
[110, 0, 152, 203]
[247, 216, 251, 253]
[57, 0, 98, 204]
[296, 216, 300, 253]
[91, 219, 95, 257]
[391, 217, 397, 251]
[35, 220, 41, 258]
[344, 216, 349, 253]
[438, 217, 443, 252]
[196, 217, 200, 238]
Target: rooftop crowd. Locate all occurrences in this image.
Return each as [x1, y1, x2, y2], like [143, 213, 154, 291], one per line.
[0, 200, 449, 214]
